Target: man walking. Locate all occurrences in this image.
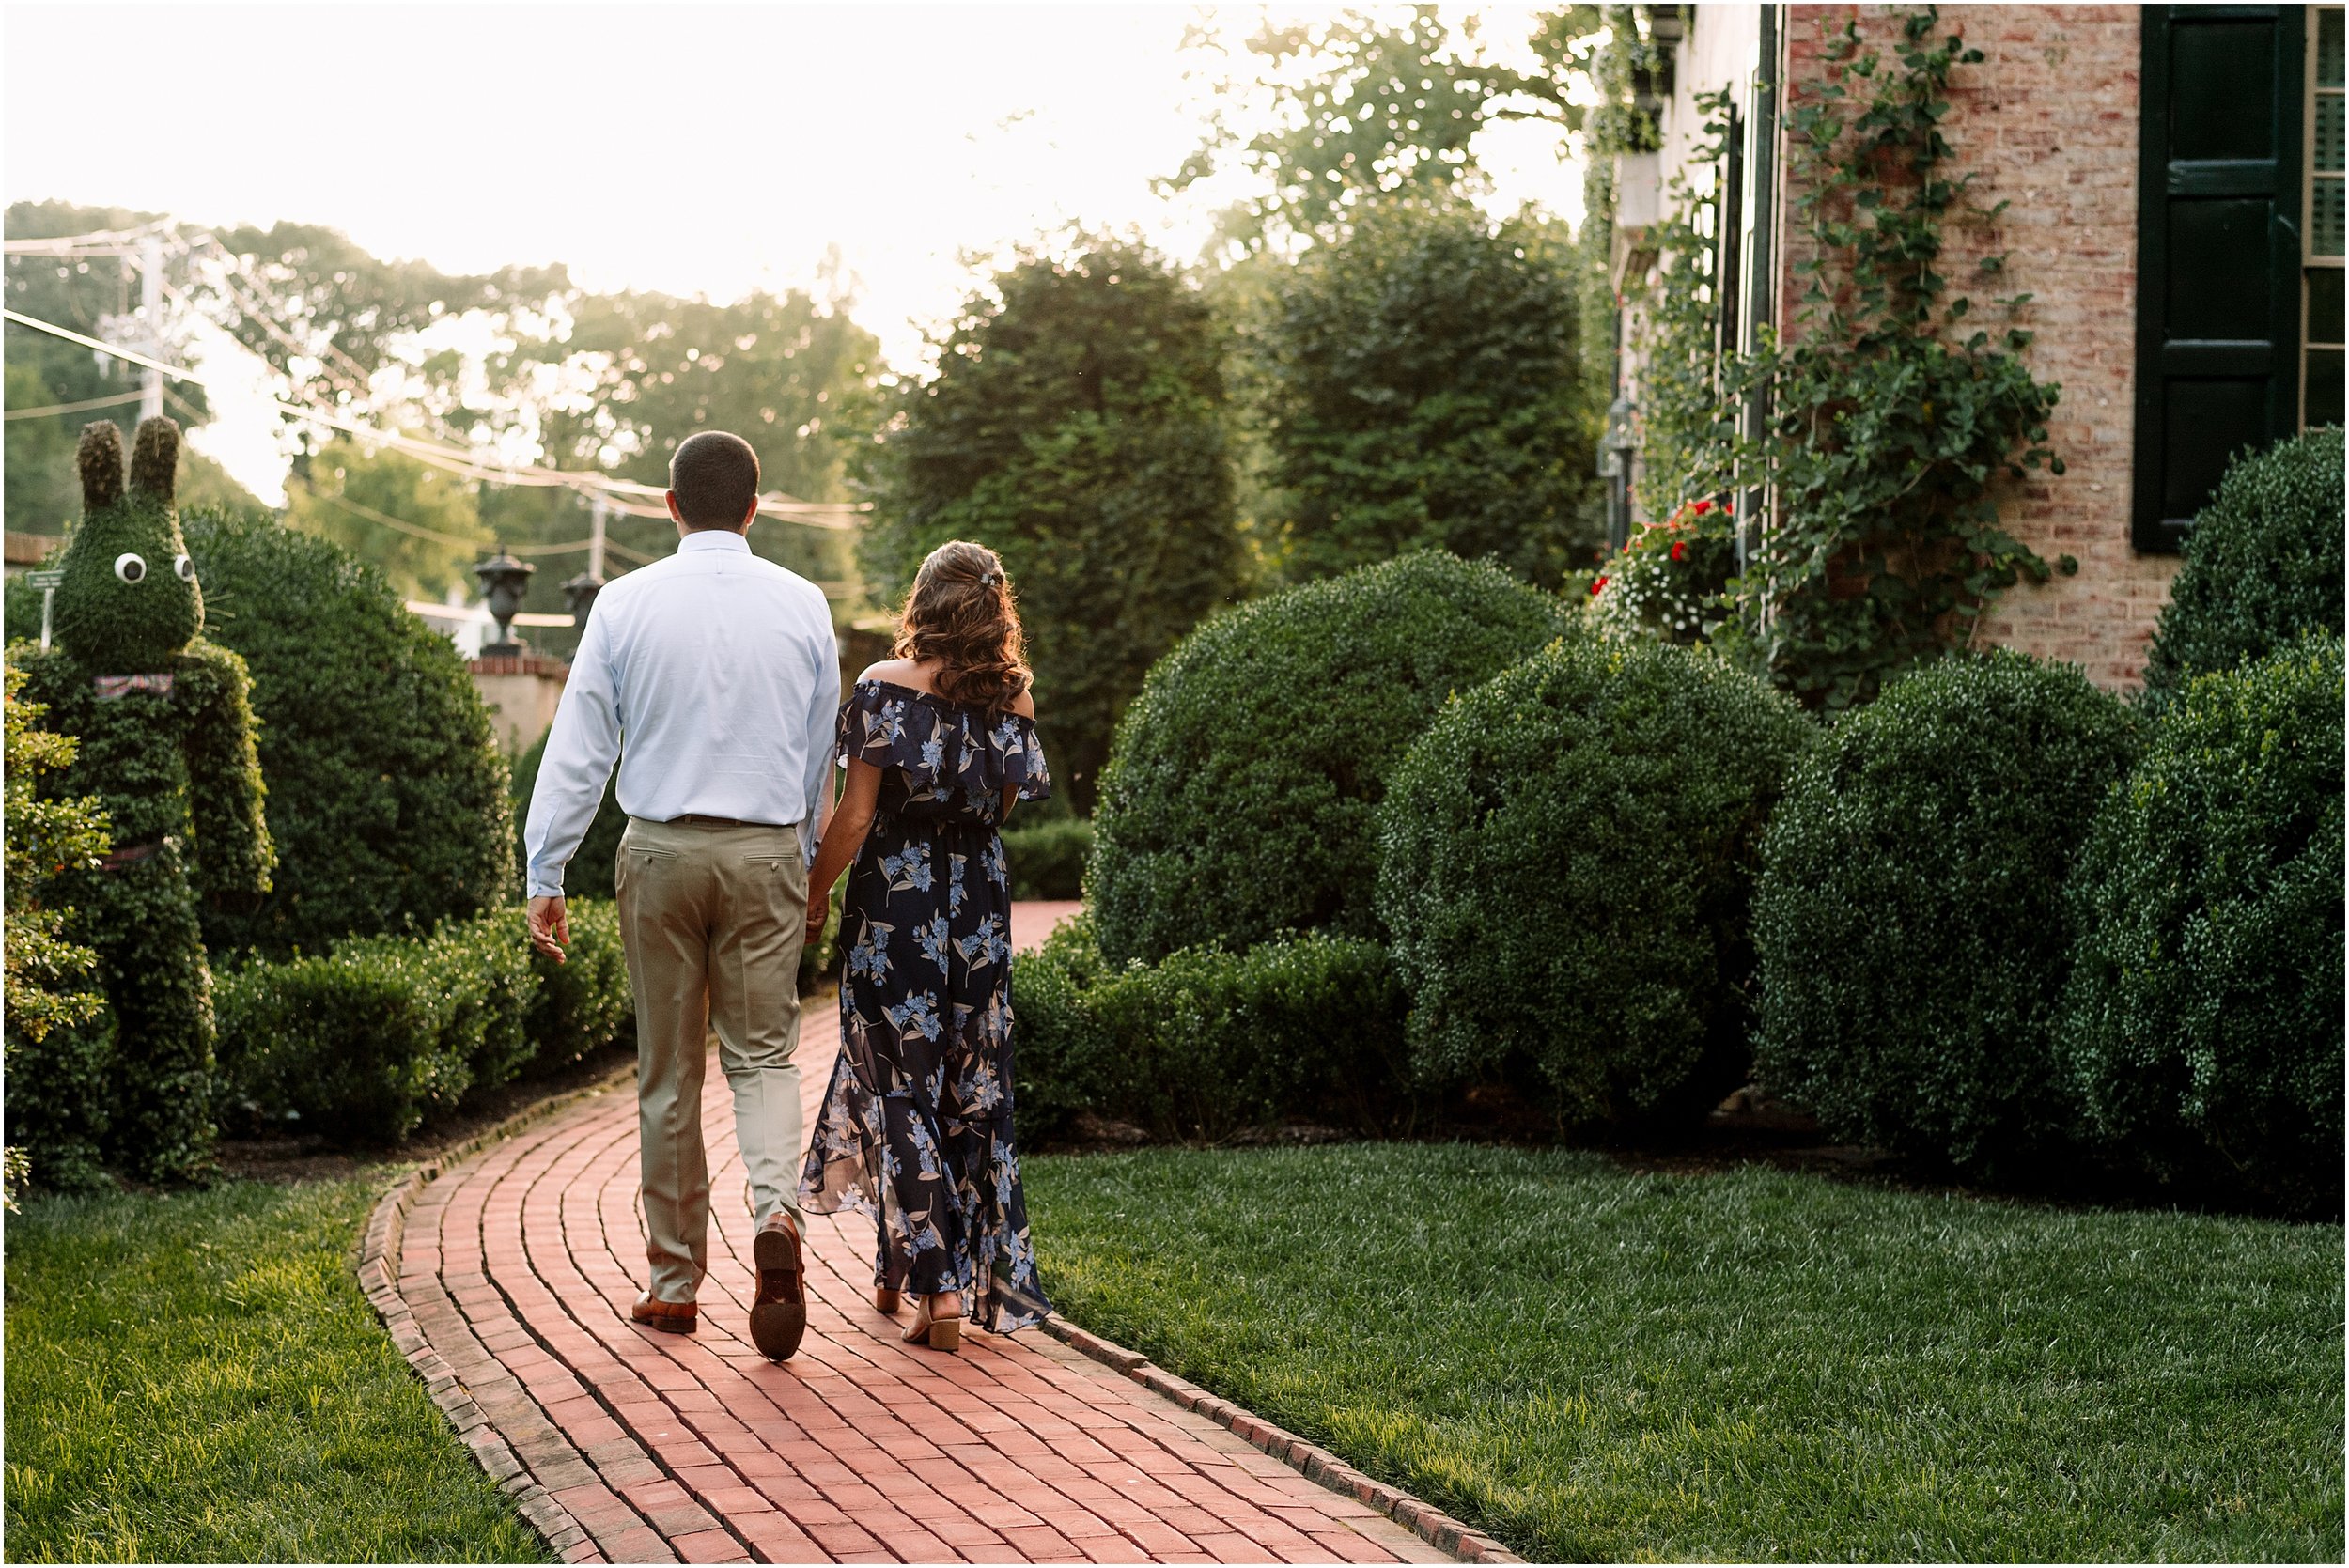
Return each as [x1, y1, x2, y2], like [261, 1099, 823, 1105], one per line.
[523, 430, 838, 1363]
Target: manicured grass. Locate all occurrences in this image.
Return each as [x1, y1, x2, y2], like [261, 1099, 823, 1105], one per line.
[1026, 1143, 2344, 1562]
[5, 1178, 547, 1563]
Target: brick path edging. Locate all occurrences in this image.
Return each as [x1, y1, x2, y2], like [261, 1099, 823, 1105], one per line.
[357, 1077, 630, 1562]
[356, 1068, 1522, 1565]
[1034, 1321, 1521, 1566]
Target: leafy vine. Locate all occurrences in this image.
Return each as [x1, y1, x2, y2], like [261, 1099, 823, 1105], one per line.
[1599, 9, 2071, 705]
[1721, 8, 2071, 711]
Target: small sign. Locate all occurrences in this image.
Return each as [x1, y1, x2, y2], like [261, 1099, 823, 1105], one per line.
[24, 569, 62, 589]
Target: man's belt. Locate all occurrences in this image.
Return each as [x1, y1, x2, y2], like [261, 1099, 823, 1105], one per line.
[664, 814, 792, 830]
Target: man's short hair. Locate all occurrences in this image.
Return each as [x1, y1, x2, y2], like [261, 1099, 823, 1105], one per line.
[669, 431, 761, 529]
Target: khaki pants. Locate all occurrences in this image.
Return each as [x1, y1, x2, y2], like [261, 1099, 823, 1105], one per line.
[614, 815, 808, 1305]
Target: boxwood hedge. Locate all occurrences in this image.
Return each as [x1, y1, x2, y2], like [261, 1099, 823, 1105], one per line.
[1750, 651, 2144, 1178]
[2059, 636, 2344, 1211]
[1377, 637, 1811, 1124]
[1087, 551, 1569, 965]
[1011, 913, 1409, 1144]
[2139, 427, 2343, 714]
[216, 899, 633, 1143]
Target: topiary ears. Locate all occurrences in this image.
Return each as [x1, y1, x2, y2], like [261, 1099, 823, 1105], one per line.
[78, 420, 125, 513]
[130, 415, 180, 504]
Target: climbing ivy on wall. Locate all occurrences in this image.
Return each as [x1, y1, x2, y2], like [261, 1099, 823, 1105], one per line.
[1720, 8, 2070, 711]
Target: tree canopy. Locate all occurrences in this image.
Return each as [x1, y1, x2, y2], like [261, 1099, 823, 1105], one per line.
[857, 237, 1247, 808]
[1252, 198, 1602, 585]
[1169, 6, 1611, 249]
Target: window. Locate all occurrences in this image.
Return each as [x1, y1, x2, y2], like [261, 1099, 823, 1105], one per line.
[2306, 7, 2344, 427]
[2132, 8, 2307, 553]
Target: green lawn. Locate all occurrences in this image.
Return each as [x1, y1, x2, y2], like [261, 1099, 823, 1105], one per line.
[1027, 1143, 2344, 1562]
[4, 1178, 547, 1563]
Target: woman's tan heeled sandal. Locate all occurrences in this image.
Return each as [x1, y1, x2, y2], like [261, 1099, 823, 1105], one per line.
[903, 1299, 963, 1352]
[875, 1286, 901, 1314]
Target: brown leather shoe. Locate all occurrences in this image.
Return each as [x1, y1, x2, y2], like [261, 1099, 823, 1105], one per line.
[750, 1211, 807, 1362]
[630, 1292, 697, 1334]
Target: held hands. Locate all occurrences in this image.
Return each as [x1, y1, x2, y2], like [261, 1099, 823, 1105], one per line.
[528, 894, 569, 964]
[804, 893, 828, 952]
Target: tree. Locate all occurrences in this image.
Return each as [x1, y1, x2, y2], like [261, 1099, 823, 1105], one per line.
[858, 238, 1246, 808]
[5, 202, 212, 536]
[1252, 198, 1602, 586]
[204, 222, 880, 630]
[282, 438, 490, 598]
[1170, 7, 1607, 250]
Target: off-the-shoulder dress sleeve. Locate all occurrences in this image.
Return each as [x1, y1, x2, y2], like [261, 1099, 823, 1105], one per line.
[836, 681, 1050, 806]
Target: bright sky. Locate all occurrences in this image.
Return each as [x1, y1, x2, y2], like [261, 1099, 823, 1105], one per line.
[5, 3, 1584, 501]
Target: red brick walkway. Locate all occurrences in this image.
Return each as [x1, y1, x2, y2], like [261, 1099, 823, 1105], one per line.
[368, 1001, 1486, 1564]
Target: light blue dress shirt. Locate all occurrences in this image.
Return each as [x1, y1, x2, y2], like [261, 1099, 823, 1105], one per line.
[522, 529, 840, 898]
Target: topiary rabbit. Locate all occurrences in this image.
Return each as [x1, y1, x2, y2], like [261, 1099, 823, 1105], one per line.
[13, 417, 273, 1182]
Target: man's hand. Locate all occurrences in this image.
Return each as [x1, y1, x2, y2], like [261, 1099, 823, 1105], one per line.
[804, 894, 828, 952]
[528, 895, 569, 964]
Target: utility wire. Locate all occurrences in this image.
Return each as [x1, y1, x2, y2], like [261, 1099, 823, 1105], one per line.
[1, 220, 174, 256]
[4, 305, 864, 529]
[4, 387, 148, 421]
[9, 228, 866, 525]
[311, 489, 595, 557]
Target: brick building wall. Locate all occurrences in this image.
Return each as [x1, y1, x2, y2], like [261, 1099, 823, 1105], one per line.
[1780, 6, 2176, 689]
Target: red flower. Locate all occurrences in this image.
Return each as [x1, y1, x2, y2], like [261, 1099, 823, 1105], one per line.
[1590, 576, 1610, 596]
[1691, 498, 1712, 515]
[1722, 499, 1735, 516]
[1671, 539, 1687, 562]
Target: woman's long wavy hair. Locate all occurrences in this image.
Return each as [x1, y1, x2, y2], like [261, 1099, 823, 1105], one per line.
[893, 540, 1032, 710]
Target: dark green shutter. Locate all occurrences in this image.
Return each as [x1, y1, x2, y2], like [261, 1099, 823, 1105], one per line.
[2134, 6, 2308, 552]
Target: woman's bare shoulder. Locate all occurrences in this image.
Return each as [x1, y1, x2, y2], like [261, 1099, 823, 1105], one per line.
[1010, 682, 1036, 720]
[859, 658, 929, 692]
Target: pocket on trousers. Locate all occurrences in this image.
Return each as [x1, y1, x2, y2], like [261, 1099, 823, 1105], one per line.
[614, 844, 680, 898]
[740, 854, 809, 914]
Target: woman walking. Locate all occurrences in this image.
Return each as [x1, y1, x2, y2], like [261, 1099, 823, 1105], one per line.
[799, 540, 1052, 1352]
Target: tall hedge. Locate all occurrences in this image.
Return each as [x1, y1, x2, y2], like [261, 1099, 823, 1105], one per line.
[856, 238, 1247, 808]
[1377, 638, 1812, 1124]
[183, 507, 512, 955]
[1254, 198, 1602, 587]
[1088, 551, 1569, 965]
[2139, 427, 2343, 713]
[2059, 637, 2344, 1212]
[1750, 652, 2144, 1177]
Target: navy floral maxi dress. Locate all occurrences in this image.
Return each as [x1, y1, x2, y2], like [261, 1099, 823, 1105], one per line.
[799, 679, 1054, 1332]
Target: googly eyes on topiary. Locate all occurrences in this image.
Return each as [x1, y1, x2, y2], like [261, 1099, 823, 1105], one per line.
[175, 554, 195, 582]
[115, 553, 148, 583]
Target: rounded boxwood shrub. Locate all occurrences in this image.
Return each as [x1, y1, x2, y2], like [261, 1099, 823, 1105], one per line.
[1750, 651, 2144, 1177]
[1377, 637, 1812, 1124]
[1088, 551, 1569, 965]
[184, 506, 512, 956]
[2058, 636, 2343, 1211]
[2139, 427, 2343, 714]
